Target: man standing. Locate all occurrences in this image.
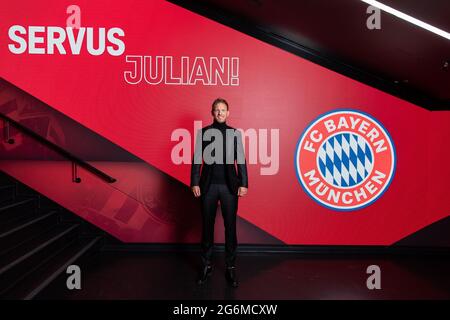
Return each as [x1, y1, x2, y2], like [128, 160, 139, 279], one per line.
[191, 98, 248, 288]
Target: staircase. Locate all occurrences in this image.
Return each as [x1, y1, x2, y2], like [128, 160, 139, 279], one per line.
[0, 171, 104, 300]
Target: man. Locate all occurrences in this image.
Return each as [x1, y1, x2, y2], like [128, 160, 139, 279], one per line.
[191, 98, 248, 288]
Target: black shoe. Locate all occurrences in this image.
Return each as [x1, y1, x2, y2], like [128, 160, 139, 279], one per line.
[197, 265, 213, 285]
[225, 266, 239, 288]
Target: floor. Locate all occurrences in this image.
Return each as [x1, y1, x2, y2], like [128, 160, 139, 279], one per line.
[36, 251, 450, 300]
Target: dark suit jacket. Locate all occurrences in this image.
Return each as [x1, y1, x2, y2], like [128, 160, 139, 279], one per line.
[190, 123, 248, 195]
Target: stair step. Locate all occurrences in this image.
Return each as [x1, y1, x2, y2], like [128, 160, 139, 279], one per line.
[4, 236, 102, 300]
[0, 198, 37, 223]
[0, 195, 36, 207]
[0, 224, 80, 295]
[0, 211, 59, 254]
[0, 172, 15, 185]
[0, 185, 15, 204]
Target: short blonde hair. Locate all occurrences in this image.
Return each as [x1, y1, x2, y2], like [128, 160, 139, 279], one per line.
[211, 98, 229, 112]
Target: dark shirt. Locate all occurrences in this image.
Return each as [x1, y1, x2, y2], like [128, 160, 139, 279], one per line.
[210, 120, 227, 184]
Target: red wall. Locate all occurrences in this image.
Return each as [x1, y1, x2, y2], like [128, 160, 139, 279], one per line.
[0, 0, 449, 245]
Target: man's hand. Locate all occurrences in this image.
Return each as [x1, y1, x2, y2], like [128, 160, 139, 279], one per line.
[238, 187, 248, 197]
[192, 186, 201, 197]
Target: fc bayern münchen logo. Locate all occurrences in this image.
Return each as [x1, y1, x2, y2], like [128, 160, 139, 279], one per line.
[295, 109, 396, 211]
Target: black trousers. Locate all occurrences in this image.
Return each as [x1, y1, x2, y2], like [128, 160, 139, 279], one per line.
[200, 183, 238, 267]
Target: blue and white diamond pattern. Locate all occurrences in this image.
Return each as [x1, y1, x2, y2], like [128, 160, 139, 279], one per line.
[317, 133, 373, 187]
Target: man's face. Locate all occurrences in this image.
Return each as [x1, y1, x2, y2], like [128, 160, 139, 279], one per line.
[212, 102, 229, 123]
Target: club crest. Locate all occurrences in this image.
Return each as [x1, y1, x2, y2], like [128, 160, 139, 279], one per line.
[295, 109, 396, 211]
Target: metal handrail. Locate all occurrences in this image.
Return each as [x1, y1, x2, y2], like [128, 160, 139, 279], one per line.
[0, 112, 116, 184]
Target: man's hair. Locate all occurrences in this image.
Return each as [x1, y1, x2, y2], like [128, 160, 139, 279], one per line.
[211, 98, 229, 112]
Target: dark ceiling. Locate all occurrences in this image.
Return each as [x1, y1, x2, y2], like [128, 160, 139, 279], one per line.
[170, 0, 450, 110]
